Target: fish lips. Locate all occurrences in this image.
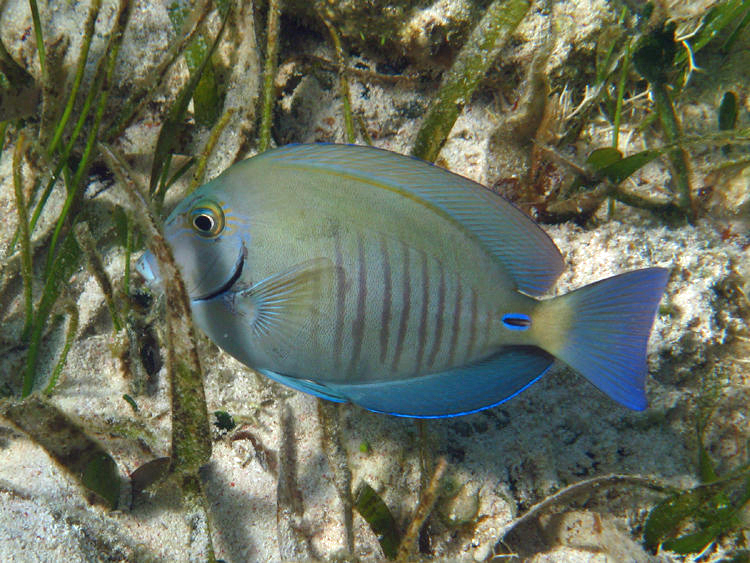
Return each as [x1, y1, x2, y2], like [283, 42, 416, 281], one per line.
[136, 251, 161, 288]
[135, 243, 247, 302]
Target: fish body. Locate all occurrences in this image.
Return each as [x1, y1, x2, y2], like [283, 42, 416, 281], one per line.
[138, 144, 669, 417]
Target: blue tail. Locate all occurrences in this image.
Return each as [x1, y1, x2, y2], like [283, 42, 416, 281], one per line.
[552, 268, 669, 410]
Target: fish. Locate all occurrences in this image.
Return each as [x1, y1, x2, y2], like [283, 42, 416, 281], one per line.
[137, 143, 669, 418]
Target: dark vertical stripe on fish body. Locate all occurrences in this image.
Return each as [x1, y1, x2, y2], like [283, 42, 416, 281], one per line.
[466, 288, 478, 360]
[379, 235, 392, 365]
[482, 309, 493, 353]
[447, 277, 462, 366]
[391, 242, 411, 371]
[415, 251, 429, 373]
[348, 234, 367, 375]
[333, 230, 346, 372]
[427, 260, 446, 369]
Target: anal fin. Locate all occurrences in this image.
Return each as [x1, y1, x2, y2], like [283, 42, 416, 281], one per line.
[326, 347, 554, 418]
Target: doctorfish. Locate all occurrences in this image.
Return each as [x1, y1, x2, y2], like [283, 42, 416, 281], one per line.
[137, 144, 669, 418]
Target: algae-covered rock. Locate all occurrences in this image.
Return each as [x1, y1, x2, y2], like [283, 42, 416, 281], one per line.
[284, 0, 493, 65]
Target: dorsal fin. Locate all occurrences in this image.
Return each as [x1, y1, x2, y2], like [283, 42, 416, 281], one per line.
[259, 144, 563, 296]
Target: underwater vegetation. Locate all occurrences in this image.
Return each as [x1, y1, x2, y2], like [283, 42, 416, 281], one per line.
[0, 0, 748, 560]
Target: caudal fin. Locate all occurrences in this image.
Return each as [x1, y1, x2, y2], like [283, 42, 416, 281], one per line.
[550, 268, 669, 410]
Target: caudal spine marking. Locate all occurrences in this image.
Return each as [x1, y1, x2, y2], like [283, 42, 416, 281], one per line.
[379, 235, 392, 365]
[447, 277, 462, 366]
[502, 313, 532, 331]
[415, 251, 429, 373]
[391, 242, 410, 371]
[348, 234, 367, 375]
[427, 260, 445, 368]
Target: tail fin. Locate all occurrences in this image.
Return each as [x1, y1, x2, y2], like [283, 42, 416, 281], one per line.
[549, 268, 669, 410]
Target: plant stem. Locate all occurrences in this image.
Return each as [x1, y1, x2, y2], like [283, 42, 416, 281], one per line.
[397, 457, 447, 561]
[318, 401, 354, 553]
[320, 14, 355, 143]
[12, 133, 33, 340]
[492, 473, 677, 548]
[47, 0, 102, 156]
[28, 0, 46, 76]
[100, 141, 211, 474]
[0, 122, 7, 157]
[74, 222, 122, 331]
[651, 83, 694, 219]
[23, 233, 80, 397]
[151, 4, 231, 207]
[258, 0, 282, 152]
[0, 396, 120, 508]
[179, 473, 217, 562]
[122, 211, 132, 318]
[610, 185, 680, 215]
[412, 0, 530, 162]
[44, 0, 131, 278]
[29, 57, 105, 235]
[608, 40, 633, 218]
[612, 41, 632, 151]
[42, 302, 78, 395]
[104, 0, 212, 141]
[188, 107, 236, 193]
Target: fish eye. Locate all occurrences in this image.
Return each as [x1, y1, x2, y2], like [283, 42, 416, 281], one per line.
[189, 200, 225, 238]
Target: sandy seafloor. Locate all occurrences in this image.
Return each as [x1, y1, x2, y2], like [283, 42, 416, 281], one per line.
[0, 0, 749, 561]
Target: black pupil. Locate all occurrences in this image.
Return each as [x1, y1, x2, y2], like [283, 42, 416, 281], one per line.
[194, 214, 214, 232]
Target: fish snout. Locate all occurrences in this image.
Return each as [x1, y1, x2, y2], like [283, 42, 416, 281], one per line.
[136, 251, 162, 288]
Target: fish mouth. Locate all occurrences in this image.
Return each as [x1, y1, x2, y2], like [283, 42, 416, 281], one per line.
[193, 244, 247, 302]
[136, 251, 161, 287]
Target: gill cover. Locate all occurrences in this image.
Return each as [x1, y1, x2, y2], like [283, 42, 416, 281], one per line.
[163, 193, 247, 300]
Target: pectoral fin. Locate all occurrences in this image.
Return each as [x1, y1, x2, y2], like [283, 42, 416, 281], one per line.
[230, 258, 336, 359]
